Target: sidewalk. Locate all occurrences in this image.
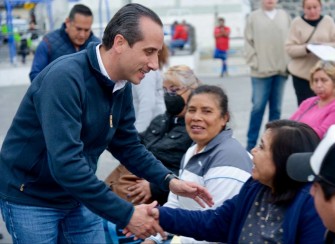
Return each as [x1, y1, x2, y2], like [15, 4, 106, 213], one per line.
[0, 51, 32, 87]
[0, 62, 31, 87]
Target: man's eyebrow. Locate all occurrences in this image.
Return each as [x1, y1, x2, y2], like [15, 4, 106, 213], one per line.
[145, 47, 158, 50]
[144, 47, 158, 53]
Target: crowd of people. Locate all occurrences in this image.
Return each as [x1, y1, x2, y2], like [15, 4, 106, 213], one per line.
[1, 0, 335, 243]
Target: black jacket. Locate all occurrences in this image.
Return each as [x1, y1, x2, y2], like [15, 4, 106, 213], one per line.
[139, 113, 193, 205]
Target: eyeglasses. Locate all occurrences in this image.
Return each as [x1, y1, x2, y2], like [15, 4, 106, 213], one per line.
[163, 86, 190, 96]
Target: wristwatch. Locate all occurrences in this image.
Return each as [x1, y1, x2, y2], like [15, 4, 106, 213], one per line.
[164, 173, 179, 190]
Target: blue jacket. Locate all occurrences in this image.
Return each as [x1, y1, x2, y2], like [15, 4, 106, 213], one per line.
[29, 23, 100, 82]
[159, 179, 326, 244]
[0, 43, 171, 228]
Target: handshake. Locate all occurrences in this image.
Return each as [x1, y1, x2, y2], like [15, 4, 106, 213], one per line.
[122, 201, 163, 241]
[122, 178, 214, 240]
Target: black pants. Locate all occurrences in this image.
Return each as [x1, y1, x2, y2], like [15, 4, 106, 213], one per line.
[292, 75, 315, 106]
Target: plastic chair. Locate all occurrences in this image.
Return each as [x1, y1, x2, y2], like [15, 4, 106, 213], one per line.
[103, 219, 142, 244]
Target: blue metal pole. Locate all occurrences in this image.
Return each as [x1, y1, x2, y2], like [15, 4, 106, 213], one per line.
[46, 0, 54, 31]
[5, 0, 17, 64]
[99, 0, 103, 39]
[105, 0, 111, 21]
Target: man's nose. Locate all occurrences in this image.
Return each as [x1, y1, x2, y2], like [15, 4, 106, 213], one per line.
[78, 30, 86, 38]
[148, 55, 159, 71]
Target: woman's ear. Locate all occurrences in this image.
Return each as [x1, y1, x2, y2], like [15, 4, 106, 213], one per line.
[224, 112, 230, 123]
[221, 113, 230, 128]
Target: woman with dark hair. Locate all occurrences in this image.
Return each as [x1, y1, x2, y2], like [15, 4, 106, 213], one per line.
[143, 85, 252, 244]
[147, 119, 326, 243]
[106, 65, 200, 206]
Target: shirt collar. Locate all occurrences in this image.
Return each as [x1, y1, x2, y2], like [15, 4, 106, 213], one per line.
[95, 44, 127, 93]
[264, 9, 277, 20]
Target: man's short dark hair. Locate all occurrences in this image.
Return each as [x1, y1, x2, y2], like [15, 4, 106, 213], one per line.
[102, 3, 163, 49]
[68, 4, 93, 20]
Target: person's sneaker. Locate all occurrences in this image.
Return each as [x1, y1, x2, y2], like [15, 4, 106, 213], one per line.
[0, 233, 3, 239]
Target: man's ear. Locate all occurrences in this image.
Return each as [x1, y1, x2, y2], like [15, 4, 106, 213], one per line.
[114, 34, 127, 53]
[65, 17, 71, 29]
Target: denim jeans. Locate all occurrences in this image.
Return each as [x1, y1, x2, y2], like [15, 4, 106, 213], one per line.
[0, 199, 105, 244]
[214, 49, 228, 75]
[246, 75, 287, 151]
[170, 39, 186, 49]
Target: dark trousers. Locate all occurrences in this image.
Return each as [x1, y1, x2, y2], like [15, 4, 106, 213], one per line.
[292, 75, 315, 106]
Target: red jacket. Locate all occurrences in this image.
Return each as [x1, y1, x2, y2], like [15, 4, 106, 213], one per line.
[173, 24, 188, 41]
[214, 26, 230, 51]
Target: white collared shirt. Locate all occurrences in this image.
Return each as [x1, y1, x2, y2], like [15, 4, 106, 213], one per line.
[265, 9, 277, 20]
[95, 44, 127, 93]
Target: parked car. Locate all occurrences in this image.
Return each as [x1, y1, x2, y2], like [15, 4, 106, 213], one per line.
[1, 18, 29, 43]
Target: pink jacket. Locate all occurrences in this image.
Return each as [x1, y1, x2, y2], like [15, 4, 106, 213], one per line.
[290, 96, 335, 138]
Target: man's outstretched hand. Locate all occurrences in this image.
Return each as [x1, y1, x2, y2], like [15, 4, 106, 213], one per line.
[169, 179, 214, 208]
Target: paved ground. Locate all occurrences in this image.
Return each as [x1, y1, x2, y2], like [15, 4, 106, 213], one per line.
[0, 50, 297, 243]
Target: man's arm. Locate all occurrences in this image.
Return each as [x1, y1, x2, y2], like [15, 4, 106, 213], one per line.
[123, 178, 214, 240]
[244, 15, 257, 69]
[29, 40, 50, 82]
[168, 177, 213, 208]
[214, 27, 229, 38]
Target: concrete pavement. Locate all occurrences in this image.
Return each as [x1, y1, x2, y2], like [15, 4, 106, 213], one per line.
[0, 52, 297, 243]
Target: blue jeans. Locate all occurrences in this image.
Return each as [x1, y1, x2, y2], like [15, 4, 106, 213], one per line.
[0, 199, 105, 244]
[213, 49, 228, 75]
[170, 39, 187, 49]
[246, 75, 287, 151]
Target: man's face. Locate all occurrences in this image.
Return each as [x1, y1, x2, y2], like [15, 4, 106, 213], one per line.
[117, 17, 164, 85]
[65, 13, 93, 49]
[310, 182, 335, 232]
[262, 0, 277, 11]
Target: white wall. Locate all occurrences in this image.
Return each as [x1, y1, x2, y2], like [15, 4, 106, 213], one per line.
[35, 0, 69, 31]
